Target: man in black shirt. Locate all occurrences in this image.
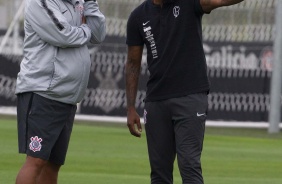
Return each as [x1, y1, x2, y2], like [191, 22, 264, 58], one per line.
[125, 0, 244, 183]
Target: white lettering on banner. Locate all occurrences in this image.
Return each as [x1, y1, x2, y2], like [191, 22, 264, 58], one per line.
[88, 43, 272, 80]
[203, 44, 273, 71]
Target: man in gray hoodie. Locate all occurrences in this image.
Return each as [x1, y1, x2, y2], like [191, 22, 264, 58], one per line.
[15, 0, 106, 183]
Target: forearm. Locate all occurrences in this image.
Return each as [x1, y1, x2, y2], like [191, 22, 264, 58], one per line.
[201, 0, 244, 13]
[125, 59, 140, 110]
[125, 52, 143, 137]
[220, 0, 244, 6]
[84, 0, 106, 44]
[27, 0, 91, 48]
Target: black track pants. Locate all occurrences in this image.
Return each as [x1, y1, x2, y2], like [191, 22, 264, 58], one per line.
[144, 93, 208, 184]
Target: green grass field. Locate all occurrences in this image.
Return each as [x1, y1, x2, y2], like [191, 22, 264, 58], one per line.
[0, 116, 282, 184]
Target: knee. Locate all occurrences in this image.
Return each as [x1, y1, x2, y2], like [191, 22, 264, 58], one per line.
[46, 162, 61, 173]
[25, 156, 48, 169]
[178, 155, 202, 171]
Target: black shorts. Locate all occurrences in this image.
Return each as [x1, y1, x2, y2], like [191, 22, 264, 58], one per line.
[17, 92, 77, 165]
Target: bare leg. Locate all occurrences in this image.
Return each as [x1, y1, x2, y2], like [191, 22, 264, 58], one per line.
[37, 162, 61, 184]
[16, 156, 48, 184]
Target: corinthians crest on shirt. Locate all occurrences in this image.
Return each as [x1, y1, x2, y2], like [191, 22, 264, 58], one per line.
[29, 136, 43, 152]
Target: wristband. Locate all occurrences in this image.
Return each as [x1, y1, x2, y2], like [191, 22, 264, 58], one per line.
[84, 0, 96, 2]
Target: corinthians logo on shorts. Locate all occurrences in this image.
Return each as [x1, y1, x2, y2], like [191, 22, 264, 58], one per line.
[143, 109, 147, 124]
[29, 136, 43, 152]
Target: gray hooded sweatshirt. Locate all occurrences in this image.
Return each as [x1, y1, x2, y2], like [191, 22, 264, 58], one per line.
[15, 0, 106, 104]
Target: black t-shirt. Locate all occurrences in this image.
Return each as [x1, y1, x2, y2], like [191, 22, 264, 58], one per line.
[126, 0, 210, 102]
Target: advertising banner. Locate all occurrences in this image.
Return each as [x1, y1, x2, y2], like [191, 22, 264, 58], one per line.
[0, 33, 274, 121]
